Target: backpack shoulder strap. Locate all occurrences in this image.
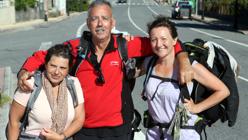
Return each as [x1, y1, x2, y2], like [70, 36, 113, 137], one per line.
[20, 71, 43, 131]
[143, 56, 157, 87]
[70, 31, 91, 76]
[116, 35, 142, 134]
[116, 35, 137, 81]
[116, 34, 128, 62]
[141, 56, 157, 100]
[66, 76, 78, 108]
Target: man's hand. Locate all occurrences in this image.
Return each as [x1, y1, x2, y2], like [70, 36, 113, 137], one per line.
[17, 69, 34, 92]
[177, 52, 194, 84]
[123, 34, 134, 41]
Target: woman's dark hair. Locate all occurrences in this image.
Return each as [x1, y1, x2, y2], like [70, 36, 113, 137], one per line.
[45, 44, 73, 67]
[147, 15, 178, 39]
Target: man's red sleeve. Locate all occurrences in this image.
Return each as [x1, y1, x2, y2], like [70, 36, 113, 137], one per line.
[174, 40, 183, 54]
[22, 51, 47, 72]
[126, 37, 153, 57]
[22, 39, 80, 72]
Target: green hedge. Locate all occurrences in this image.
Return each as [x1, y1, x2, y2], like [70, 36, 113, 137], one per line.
[0, 94, 11, 107]
[67, 0, 89, 12]
[204, 0, 248, 15]
[15, 0, 36, 11]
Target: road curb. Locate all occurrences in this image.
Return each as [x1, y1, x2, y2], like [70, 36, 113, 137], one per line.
[0, 12, 83, 33]
[4, 67, 14, 96]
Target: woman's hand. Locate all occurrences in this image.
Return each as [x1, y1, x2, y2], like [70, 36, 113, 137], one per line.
[183, 98, 201, 114]
[40, 128, 65, 140]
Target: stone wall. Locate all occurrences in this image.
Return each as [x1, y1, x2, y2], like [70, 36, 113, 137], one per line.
[0, 5, 15, 25]
[15, 2, 44, 23]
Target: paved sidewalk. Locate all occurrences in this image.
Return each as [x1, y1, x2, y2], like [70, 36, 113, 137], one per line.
[191, 14, 248, 35]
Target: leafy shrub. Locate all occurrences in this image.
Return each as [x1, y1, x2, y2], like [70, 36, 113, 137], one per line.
[67, 0, 89, 12]
[0, 94, 11, 107]
[15, 0, 36, 11]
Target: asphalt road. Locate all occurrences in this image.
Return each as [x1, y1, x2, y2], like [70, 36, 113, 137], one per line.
[0, 0, 248, 139]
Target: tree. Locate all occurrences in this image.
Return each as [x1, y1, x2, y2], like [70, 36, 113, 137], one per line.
[15, 0, 36, 11]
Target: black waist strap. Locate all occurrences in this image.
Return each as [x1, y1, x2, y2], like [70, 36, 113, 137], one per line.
[180, 125, 196, 129]
[153, 122, 196, 129]
[154, 122, 170, 129]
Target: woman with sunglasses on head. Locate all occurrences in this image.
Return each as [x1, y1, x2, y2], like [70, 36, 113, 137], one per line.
[7, 44, 85, 140]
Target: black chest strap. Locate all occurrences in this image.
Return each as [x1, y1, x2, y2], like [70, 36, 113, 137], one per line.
[69, 31, 91, 76]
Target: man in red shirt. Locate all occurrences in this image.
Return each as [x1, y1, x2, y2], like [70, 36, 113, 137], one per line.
[17, 0, 193, 139]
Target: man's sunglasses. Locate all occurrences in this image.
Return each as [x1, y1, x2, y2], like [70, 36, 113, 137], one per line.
[95, 68, 105, 85]
[89, 53, 105, 85]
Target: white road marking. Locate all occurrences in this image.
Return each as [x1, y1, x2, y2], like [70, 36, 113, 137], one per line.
[77, 22, 86, 37]
[112, 26, 130, 35]
[128, 0, 148, 35]
[238, 76, 248, 82]
[112, 1, 116, 5]
[144, 0, 159, 16]
[190, 28, 248, 48]
[39, 41, 52, 50]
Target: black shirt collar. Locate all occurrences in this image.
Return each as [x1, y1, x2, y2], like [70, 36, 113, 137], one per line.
[89, 35, 116, 53]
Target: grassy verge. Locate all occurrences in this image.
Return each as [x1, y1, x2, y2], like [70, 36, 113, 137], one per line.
[0, 94, 11, 107]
